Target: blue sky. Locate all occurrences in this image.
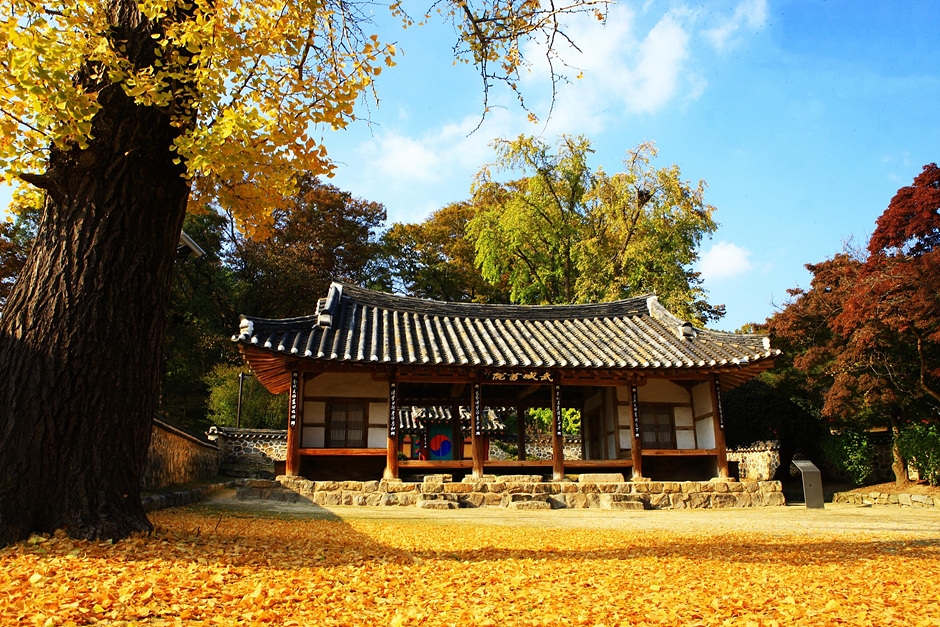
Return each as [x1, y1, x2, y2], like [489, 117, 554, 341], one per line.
[317, 0, 939, 331]
[2, 1, 936, 331]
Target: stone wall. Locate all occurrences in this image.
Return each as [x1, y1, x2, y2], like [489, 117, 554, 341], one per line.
[831, 490, 938, 509]
[727, 441, 781, 481]
[142, 419, 220, 489]
[490, 435, 583, 461]
[255, 473, 785, 510]
[208, 426, 287, 478]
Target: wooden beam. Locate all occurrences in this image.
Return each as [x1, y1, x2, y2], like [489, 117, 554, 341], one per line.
[641, 449, 719, 457]
[299, 448, 387, 456]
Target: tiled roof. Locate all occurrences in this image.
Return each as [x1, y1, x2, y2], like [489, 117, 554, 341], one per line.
[398, 406, 507, 435]
[234, 282, 779, 390]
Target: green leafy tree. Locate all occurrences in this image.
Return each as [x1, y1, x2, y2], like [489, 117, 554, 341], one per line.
[204, 365, 287, 430]
[376, 201, 509, 302]
[469, 135, 723, 323]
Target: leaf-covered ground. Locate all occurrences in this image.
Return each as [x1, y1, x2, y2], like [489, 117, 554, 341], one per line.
[2, 506, 938, 626]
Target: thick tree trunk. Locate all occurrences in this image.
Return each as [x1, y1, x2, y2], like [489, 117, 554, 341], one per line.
[0, 75, 189, 544]
[890, 416, 910, 487]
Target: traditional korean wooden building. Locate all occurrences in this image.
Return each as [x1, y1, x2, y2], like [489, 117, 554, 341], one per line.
[233, 282, 780, 481]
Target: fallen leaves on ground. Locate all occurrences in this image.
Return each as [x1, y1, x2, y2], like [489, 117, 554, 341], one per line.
[1, 508, 938, 626]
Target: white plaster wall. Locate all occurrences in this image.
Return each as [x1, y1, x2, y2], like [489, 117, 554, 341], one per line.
[305, 372, 389, 398]
[623, 379, 687, 403]
[367, 428, 386, 448]
[616, 399, 633, 451]
[302, 426, 325, 448]
[692, 381, 713, 417]
[696, 419, 716, 449]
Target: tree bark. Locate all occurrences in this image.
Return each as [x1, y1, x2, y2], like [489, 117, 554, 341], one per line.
[0, 70, 189, 544]
[890, 416, 910, 487]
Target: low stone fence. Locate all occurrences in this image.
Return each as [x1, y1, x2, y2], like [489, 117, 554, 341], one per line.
[831, 491, 938, 509]
[490, 435, 583, 461]
[727, 440, 781, 481]
[207, 426, 287, 478]
[242, 473, 786, 510]
[142, 419, 220, 489]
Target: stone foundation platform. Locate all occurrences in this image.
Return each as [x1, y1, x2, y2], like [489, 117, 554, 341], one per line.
[237, 474, 786, 510]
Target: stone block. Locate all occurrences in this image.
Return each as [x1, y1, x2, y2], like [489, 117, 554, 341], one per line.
[648, 493, 670, 510]
[578, 473, 625, 483]
[365, 493, 386, 507]
[762, 492, 786, 507]
[350, 493, 368, 506]
[530, 483, 557, 494]
[734, 492, 752, 508]
[244, 479, 278, 489]
[418, 500, 457, 510]
[759, 481, 782, 493]
[899, 494, 913, 506]
[397, 493, 419, 506]
[487, 482, 507, 494]
[609, 501, 645, 511]
[688, 493, 708, 509]
[509, 501, 551, 510]
[459, 493, 486, 508]
[647, 482, 664, 494]
[911, 494, 929, 504]
[595, 483, 624, 494]
[423, 474, 453, 484]
[421, 483, 444, 494]
[560, 482, 579, 494]
[378, 493, 399, 506]
[632, 482, 650, 493]
[270, 489, 300, 503]
[505, 493, 549, 503]
[728, 482, 745, 493]
[745, 481, 760, 493]
[384, 482, 418, 493]
[314, 481, 341, 492]
[341, 481, 363, 491]
[711, 494, 737, 509]
[443, 483, 474, 494]
[506, 483, 536, 494]
[483, 493, 503, 506]
[565, 493, 590, 509]
[712, 481, 730, 493]
[361, 480, 379, 493]
[502, 475, 544, 483]
[547, 495, 567, 509]
[662, 482, 680, 494]
[462, 475, 497, 484]
[669, 493, 689, 509]
[321, 492, 344, 506]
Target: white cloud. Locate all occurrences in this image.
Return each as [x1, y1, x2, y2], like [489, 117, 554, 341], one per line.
[520, 5, 704, 134]
[702, 0, 768, 51]
[699, 241, 754, 280]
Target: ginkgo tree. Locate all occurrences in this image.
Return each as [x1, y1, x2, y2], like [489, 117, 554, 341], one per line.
[0, 0, 606, 544]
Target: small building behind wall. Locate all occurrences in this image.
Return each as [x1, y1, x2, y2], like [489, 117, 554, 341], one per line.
[233, 282, 780, 482]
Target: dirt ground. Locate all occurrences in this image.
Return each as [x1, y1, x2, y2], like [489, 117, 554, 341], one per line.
[198, 488, 940, 539]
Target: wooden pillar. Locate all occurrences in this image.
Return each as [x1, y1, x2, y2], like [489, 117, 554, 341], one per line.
[385, 379, 400, 479]
[285, 371, 302, 476]
[470, 382, 484, 477]
[710, 375, 729, 478]
[551, 383, 564, 480]
[629, 384, 643, 479]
